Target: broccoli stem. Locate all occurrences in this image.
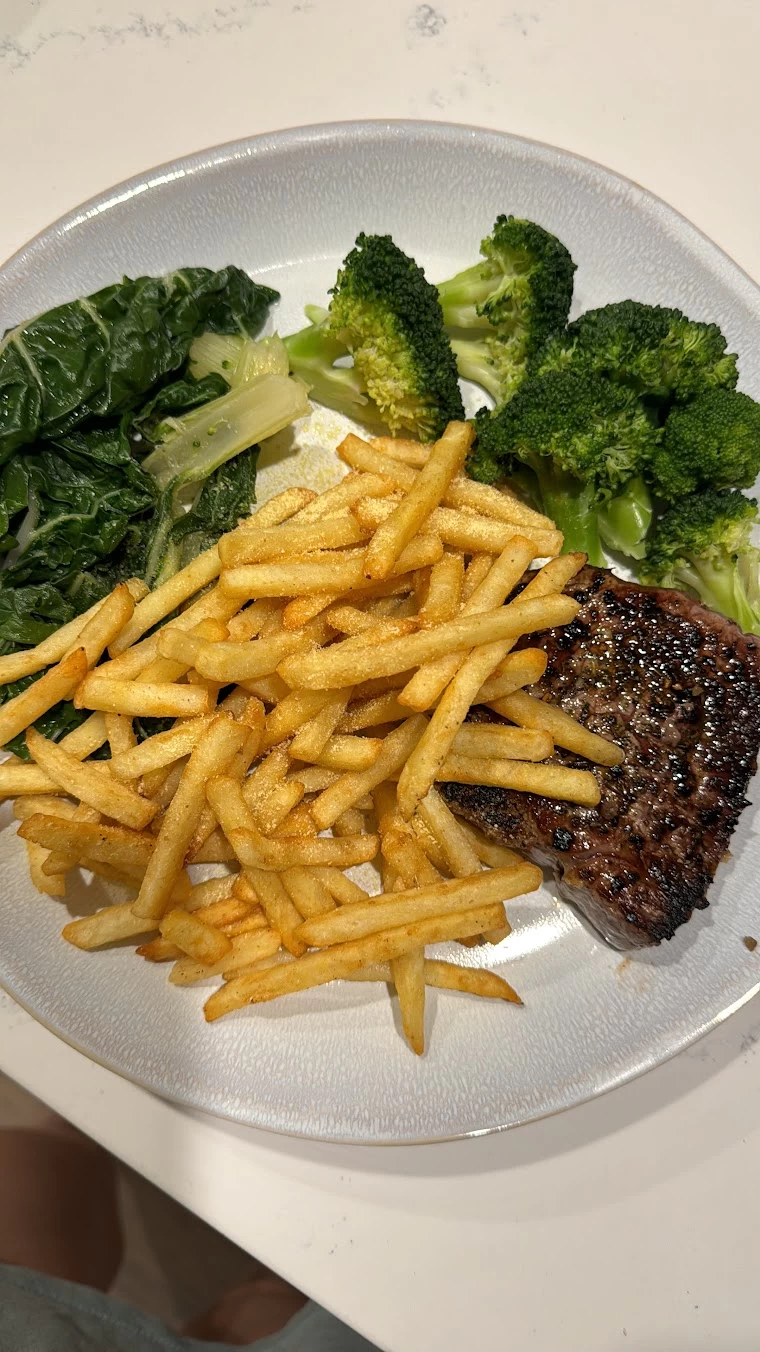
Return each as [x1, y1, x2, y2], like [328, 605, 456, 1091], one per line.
[449, 337, 505, 403]
[597, 476, 653, 560]
[282, 321, 369, 418]
[437, 264, 495, 328]
[676, 556, 760, 634]
[530, 462, 606, 566]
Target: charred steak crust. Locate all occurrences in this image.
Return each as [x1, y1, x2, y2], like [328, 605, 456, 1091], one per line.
[441, 567, 760, 948]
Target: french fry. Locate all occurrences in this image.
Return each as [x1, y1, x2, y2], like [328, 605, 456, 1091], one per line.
[248, 781, 305, 837]
[242, 870, 306, 956]
[311, 868, 369, 906]
[185, 874, 239, 912]
[296, 864, 538, 948]
[74, 675, 210, 719]
[42, 799, 102, 875]
[287, 765, 339, 794]
[398, 535, 540, 712]
[311, 715, 427, 830]
[455, 819, 523, 869]
[221, 534, 442, 600]
[338, 691, 409, 733]
[222, 911, 269, 937]
[349, 959, 522, 1003]
[192, 632, 309, 683]
[239, 673, 290, 705]
[204, 902, 508, 1020]
[226, 599, 282, 642]
[417, 551, 464, 628]
[131, 715, 247, 922]
[487, 689, 624, 767]
[282, 595, 578, 691]
[12, 796, 76, 823]
[370, 436, 430, 468]
[19, 815, 155, 873]
[393, 949, 426, 1055]
[450, 723, 553, 762]
[355, 495, 561, 558]
[290, 472, 397, 523]
[109, 548, 222, 656]
[0, 579, 145, 684]
[62, 903, 157, 951]
[289, 689, 354, 761]
[245, 486, 317, 527]
[333, 807, 366, 837]
[219, 514, 367, 566]
[169, 928, 282, 986]
[137, 937, 183, 962]
[262, 690, 335, 750]
[361, 423, 472, 579]
[228, 826, 379, 871]
[25, 728, 157, 831]
[241, 744, 289, 823]
[159, 909, 232, 965]
[438, 753, 601, 806]
[0, 648, 87, 749]
[475, 648, 548, 703]
[281, 867, 336, 919]
[23, 840, 65, 897]
[416, 787, 482, 877]
[409, 813, 450, 874]
[58, 712, 109, 760]
[109, 719, 212, 781]
[0, 764, 60, 797]
[310, 735, 382, 772]
[274, 802, 318, 837]
[323, 605, 416, 640]
[105, 713, 136, 757]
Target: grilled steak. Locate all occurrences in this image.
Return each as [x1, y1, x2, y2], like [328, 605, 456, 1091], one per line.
[442, 566, 760, 948]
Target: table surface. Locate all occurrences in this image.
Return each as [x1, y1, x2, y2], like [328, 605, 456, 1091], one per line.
[2, 3, 760, 1348]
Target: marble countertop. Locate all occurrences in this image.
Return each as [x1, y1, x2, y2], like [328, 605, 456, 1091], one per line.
[1, 3, 759, 1347]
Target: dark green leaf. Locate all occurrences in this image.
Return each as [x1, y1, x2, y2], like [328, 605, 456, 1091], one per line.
[0, 581, 74, 652]
[0, 267, 278, 462]
[170, 446, 258, 561]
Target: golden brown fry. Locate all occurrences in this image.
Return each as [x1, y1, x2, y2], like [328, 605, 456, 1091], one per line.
[297, 864, 537, 947]
[262, 690, 335, 750]
[229, 825, 379, 871]
[289, 689, 354, 761]
[74, 675, 210, 719]
[250, 781, 305, 837]
[105, 713, 136, 757]
[450, 723, 553, 762]
[25, 728, 157, 831]
[160, 908, 232, 965]
[219, 514, 367, 566]
[487, 689, 624, 767]
[333, 807, 366, 838]
[204, 902, 508, 1020]
[310, 735, 382, 772]
[185, 873, 239, 912]
[456, 820, 523, 869]
[169, 928, 282, 986]
[355, 495, 561, 557]
[221, 534, 442, 600]
[417, 551, 464, 628]
[283, 596, 578, 691]
[438, 752, 601, 806]
[109, 548, 221, 656]
[310, 715, 427, 830]
[361, 423, 472, 579]
[0, 648, 87, 749]
[244, 486, 317, 528]
[416, 787, 481, 878]
[192, 632, 309, 683]
[280, 867, 336, 919]
[109, 719, 212, 781]
[349, 959, 522, 1003]
[131, 715, 247, 922]
[0, 765, 60, 798]
[19, 815, 155, 874]
[58, 712, 109, 760]
[62, 903, 157, 951]
[475, 648, 548, 703]
[290, 472, 396, 524]
[275, 803, 318, 837]
[338, 691, 409, 733]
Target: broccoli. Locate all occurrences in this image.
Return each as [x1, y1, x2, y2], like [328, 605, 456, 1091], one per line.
[641, 489, 760, 633]
[597, 475, 653, 560]
[437, 215, 576, 407]
[470, 369, 659, 565]
[283, 234, 463, 441]
[536, 300, 738, 403]
[649, 387, 760, 501]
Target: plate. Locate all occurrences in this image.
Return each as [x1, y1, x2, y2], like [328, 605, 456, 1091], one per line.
[0, 121, 759, 1144]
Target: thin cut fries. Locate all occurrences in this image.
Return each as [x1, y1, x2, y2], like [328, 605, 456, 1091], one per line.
[5, 417, 621, 1059]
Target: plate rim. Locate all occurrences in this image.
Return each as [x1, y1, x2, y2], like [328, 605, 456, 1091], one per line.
[1, 118, 760, 1145]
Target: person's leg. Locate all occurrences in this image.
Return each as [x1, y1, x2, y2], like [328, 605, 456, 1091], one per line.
[0, 1118, 123, 1290]
[183, 1270, 308, 1345]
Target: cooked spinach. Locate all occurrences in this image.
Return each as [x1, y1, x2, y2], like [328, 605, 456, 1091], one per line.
[0, 267, 278, 463]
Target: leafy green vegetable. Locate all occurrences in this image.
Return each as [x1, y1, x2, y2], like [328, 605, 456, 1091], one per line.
[0, 267, 279, 464]
[168, 447, 258, 561]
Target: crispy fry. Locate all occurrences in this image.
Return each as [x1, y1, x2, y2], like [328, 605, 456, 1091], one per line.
[451, 723, 553, 762]
[475, 648, 548, 703]
[62, 903, 157, 951]
[221, 534, 442, 600]
[204, 902, 508, 1020]
[75, 675, 209, 719]
[0, 648, 87, 749]
[193, 632, 309, 683]
[297, 865, 537, 947]
[488, 689, 624, 767]
[169, 928, 282, 986]
[185, 874, 239, 912]
[438, 753, 601, 806]
[109, 548, 221, 656]
[105, 713, 136, 757]
[19, 815, 155, 873]
[160, 908, 232, 965]
[417, 551, 464, 628]
[361, 423, 472, 579]
[355, 494, 561, 557]
[245, 486, 317, 527]
[262, 690, 335, 750]
[219, 514, 367, 566]
[310, 735, 382, 772]
[349, 959, 522, 1003]
[131, 716, 247, 922]
[311, 716, 427, 830]
[283, 595, 578, 691]
[281, 867, 336, 919]
[333, 807, 366, 838]
[416, 787, 482, 878]
[289, 689, 353, 761]
[290, 472, 396, 523]
[337, 691, 408, 733]
[229, 826, 379, 871]
[110, 719, 212, 781]
[25, 728, 157, 831]
[0, 764, 60, 797]
[310, 868, 369, 906]
[58, 712, 109, 760]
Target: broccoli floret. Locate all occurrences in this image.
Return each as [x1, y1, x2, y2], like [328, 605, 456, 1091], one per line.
[537, 300, 738, 403]
[470, 369, 659, 565]
[597, 475, 654, 560]
[649, 388, 760, 501]
[284, 234, 463, 441]
[437, 215, 575, 407]
[641, 489, 760, 632]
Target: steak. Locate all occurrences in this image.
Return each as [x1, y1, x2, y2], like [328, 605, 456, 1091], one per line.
[441, 566, 760, 948]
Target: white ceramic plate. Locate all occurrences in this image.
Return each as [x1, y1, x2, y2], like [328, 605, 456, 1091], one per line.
[1, 122, 759, 1144]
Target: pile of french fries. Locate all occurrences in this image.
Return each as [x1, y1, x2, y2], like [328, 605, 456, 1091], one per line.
[4, 420, 623, 1055]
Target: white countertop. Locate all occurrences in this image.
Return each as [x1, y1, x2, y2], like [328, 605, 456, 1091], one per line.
[2, 3, 760, 1348]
